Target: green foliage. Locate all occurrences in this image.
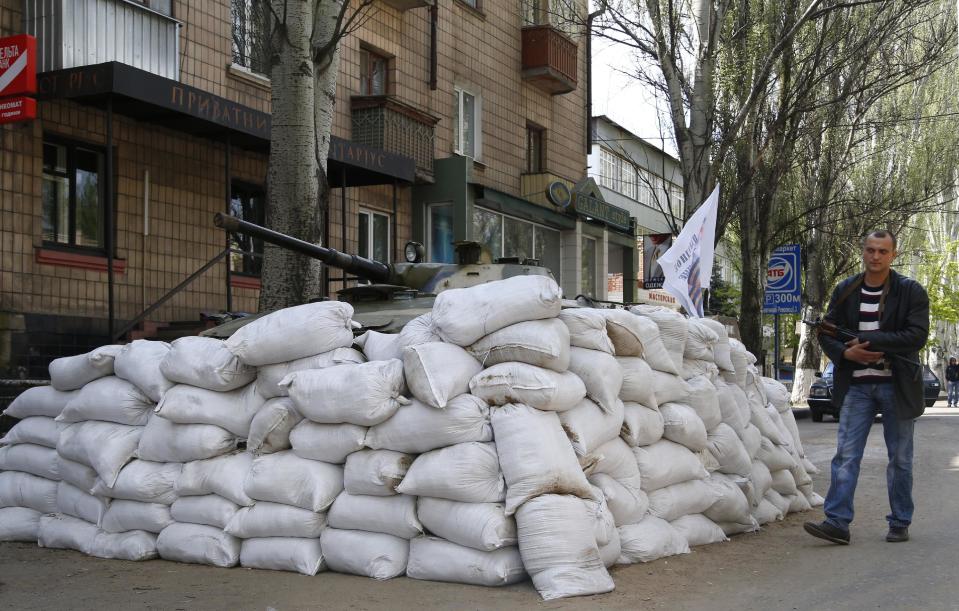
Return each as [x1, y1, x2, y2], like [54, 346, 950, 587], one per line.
[914, 241, 959, 325]
[707, 267, 741, 317]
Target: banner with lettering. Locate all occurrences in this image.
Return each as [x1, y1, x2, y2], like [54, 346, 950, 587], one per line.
[642, 233, 672, 289]
[656, 186, 719, 317]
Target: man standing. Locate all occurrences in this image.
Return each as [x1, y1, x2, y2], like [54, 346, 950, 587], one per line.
[804, 230, 929, 545]
[945, 357, 959, 407]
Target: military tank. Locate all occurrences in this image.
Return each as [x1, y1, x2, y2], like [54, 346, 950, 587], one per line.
[203, 213, 556, 336]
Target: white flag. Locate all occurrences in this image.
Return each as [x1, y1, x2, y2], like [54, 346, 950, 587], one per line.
[656, 186, 719, 318]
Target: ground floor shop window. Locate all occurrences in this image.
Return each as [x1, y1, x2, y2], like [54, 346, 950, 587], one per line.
[428, 203, 455, 263]
[358, 209, 391, 264]
[42, 139, 107, 251]
[607, 243, 627, 303]
[230, 182, 265, 276]
[581, 236, 597, 297]
[471, 206, 561, 281]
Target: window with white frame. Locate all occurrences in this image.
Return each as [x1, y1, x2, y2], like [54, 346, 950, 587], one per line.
[453, 88, 482, 159]
[358, 209, 391, 264]
[471, 206, 561, 281]
[637, 168, 653, 207]
[232, 0, 272, 76]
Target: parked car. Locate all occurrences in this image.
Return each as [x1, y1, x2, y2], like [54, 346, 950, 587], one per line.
[806, 362, 940, 422]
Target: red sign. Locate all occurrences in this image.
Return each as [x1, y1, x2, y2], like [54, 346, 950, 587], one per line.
[0, 35, 37, 98]
[0, 96, 36, 124]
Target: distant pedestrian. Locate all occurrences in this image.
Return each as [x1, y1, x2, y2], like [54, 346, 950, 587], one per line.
[946, 357, 959, 407]
[804, 230, 929, 546]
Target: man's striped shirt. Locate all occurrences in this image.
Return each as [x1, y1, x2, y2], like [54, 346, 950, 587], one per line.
[852, 283, 892, 382]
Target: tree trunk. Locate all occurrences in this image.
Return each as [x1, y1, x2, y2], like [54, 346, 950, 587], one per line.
[260, 0, 322, 311]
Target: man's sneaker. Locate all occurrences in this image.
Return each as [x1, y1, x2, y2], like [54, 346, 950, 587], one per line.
[804, 521, 850, 545]
[886, 526, 909, 542]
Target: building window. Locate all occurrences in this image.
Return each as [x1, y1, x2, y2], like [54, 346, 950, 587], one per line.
[42, 139, 106, 250]
[358, 209, 391, 264]
[454, 88, 481, 159]
[522, 0, 545, 24]
[526, 124, 545, 173]
[471, 206, 561, 281]
[130, 0, 172, 15]
[581, 236, 597, 297]
[428, 203, 455, 264]
[359, 48, 388, 96]
[232, 0, 272, 76]
[229, 183, 266, 276]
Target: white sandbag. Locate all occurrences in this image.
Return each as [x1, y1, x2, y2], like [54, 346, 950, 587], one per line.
[156, 522, 240, 567]
[715, 380, 748, 436]
[568, 347, 623, 412]
[706, 423, 753, 477]
[57, 456, 99, 493]
[650, 370, 690, 405]
[749, 400, 786, 445]
[584, 485, 617, 547]
[289, 421, 367, 464]
[57, 376, 154, 426]
[154, 382, 264, 438]
[354, 330, 402, 361]
[621, 402, 664, 447]
[787, 492, 813, 513]
[160, 336, 256, 391]
[403, 342, 482, 408]
[225, 501, 325, 538]
[599, 528, 621, 568]
[0, 443, 59, 480]
[432, 275, 562, 346]
[394, 312, 442, 353]
[416, 497, 516, 551]
[247, 397, 301, 455]
[601, 309, 662, 358]
[660, 403, 708, 452]
[56, 481, 110, 525]
[686, 376, 723, 430]
[90, 529, 158, 561]
[671, 514, 727, 546]
[58, 420, 142, 486]
[740, 423, 763, 459]
[750, 460, 774, 501]
[699, 318, 734, 371]
[684, 319, 718, 361]
[343, 449, 413, 496]
[647, 479, 719, 522]
[49, 345, 122, 391]
[779, 407, 808, 459]
[114, 340, 174, 402]
[37, 513, 97, 554]
[589, 438, 643, 494]
[559, 398, 624, 457]
[4, 385, 76, 419]
[366, 394, 491, 454]
[467, 318, 570, 372]
[240, 537, 326, 575]
[256, 348, 366, 399]
[0, 506, 42, 541]
[559, 308, 614, 353]
[634, 440, 708, 492]
[752, 497, 784, 525]
[682, 357, 718, 381]
[617, 357, 659, 408]
[756, 438, 796, 472]
[170, 495, 239, 529]
[764, 489, 791, 517]
[629, 305, 687, 372]
[802, 456, 819, 475]
[225, 301, 355, 366]
[588, 473, 648, 526]
[328, 492, 422, 539]
[492, 404, 594, 515]
[396, 442, 505, 503]
[0, 416, 63, 448]
[617, 515, 689, 564]
[244, 451, 343, 512]
[516, 494, 615, 600]
[717, 515, 761, 535]
[762, 377, 791, 411]
[321, 528, 409, 579]
[101, 500, 174, 534]
[468, 362, 585, 412]
[282, 359, 407, 426]
[407, 537, 527, 586]
[703, 475, 753, 526]
[727, 339, 750, 388]
[93, 459, 182, 505]
[136, 417, 237, 463]
[770, 468, 799, 496]
[176, 452, 253, 506]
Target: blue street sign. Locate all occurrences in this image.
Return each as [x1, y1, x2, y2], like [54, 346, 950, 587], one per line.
[763, 244, 802, 314]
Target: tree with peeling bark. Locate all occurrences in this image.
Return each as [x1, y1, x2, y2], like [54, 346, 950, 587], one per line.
[259, 0, 373, 312]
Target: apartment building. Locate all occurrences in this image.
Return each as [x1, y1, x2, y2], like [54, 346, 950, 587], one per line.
[0, 0, 636, 378]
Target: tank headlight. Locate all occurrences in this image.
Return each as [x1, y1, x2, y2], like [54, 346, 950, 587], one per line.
[404, 241, 425, 263]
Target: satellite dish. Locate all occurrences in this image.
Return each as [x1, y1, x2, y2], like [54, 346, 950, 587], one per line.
[546, 181, 572, 208]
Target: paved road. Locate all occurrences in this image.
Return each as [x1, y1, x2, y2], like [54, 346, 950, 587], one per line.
[2, 405, 958, 610]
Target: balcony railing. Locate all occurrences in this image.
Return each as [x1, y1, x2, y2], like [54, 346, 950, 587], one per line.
[521, 25, 578, 95]
[24, 0, 181, 79]
[351, 95, 439, 182]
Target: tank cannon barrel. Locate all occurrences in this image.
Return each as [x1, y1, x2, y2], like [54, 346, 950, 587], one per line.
[214, 213, 392, 283]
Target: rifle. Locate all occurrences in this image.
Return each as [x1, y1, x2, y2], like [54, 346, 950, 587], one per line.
[803, 318, 922, 368]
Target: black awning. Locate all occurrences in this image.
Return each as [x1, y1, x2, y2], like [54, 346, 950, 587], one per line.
[37, 62, 414, 185]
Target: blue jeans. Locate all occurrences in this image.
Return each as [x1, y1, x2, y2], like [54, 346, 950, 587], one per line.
[823, 382, 915, 532]
[947, 381, 959, 405]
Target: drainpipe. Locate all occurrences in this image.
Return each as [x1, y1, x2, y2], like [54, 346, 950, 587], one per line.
[430, 3, 438, 90]
[106, 97, 115, 341]
[585, 6, 606, 156]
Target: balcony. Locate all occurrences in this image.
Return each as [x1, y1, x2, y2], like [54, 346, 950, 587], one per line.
[351, 95, 439, 182]
[521, 25, 578, 95]
[24, 0, 181, 79]
[379, 0, 433, 10]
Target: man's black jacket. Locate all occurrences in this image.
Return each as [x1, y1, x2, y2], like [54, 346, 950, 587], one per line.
[819, 270, 930, 420]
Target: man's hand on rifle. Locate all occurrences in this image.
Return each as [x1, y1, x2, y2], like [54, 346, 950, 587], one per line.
[843, 338, 885, 366]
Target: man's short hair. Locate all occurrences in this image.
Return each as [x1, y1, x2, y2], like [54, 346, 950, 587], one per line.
[863, 230, 897, 250]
